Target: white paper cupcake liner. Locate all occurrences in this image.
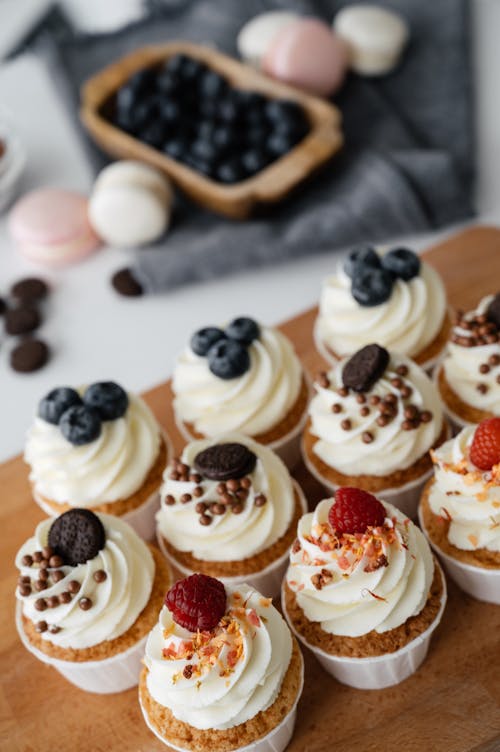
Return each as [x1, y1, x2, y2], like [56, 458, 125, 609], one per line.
[432, 365, 477, 434]
[282, 561, 447, 690]
[15, 602, 147, 693]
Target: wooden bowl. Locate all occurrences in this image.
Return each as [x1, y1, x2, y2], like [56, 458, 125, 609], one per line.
[80, 41, 343, 220]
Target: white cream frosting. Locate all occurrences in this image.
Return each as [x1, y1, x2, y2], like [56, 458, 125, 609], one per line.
[25, 392, 161, 506]
[172, 326, 303, 437]
[442, 295, 500, 413]
[15, 513, 154, 649]
[144, 583, 292, 730]
[315, 258, 446, 359]
[428, 426, 500, 552]
[157, 434, 295, 561]
[286, 499, 434, 637]
[309, 353, 443, 476]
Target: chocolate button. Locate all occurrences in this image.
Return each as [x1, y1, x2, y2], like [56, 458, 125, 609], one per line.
[48, 509, 106, 567]
[5, 306, 41, 335]
[10, 339, 50, 372]
[486, 293, 500, 329]
[10, 277, 49, 303]
[111, 268, 144, 297]
[342, 344, 390, 392]
[0, 297, 6, 315]
[194, 442, 257, 481]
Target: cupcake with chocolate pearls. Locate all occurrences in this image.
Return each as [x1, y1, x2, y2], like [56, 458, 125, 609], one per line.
[172, 317, 309, 468]
[156, 434, 307, 597]
[15, 509, 172, 693]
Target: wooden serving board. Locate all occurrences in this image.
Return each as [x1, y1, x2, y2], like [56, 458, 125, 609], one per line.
[2, 226, 500, 752]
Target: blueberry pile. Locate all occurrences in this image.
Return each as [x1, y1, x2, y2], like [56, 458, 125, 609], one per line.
[190, 317, 260, 379]
[109, 54, 310, 184]
[38, 382, 129, 446]
[344, 247, 421, 307]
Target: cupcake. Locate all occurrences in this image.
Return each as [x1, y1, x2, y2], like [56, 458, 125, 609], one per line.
[139, 574, 304, 752]
[156, 434, 307, 597]
[314, 246, 450, 371]
[302, 344, 448, 517]
[435, 293, 500, 430]
[15, 508, 172, 693]
[418, 418, 500, 604]
[25, 381, 171, 539]
[172, 316, 309, 467]
[282, 487, 446, 689]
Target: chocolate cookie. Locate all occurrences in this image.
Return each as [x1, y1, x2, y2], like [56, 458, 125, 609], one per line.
[486, 293, 500, 329]
[194, 442, 257, 481]
[342, 344, 389, 392]
[48, 509, 106, 566]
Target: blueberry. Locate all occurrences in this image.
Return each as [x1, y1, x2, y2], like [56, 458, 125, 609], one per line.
[343, 247, 381, 278]
[139, 121, 167, 148]
[163, 138, 189, 161]
[199, 98, 219, 119]
[165, 54, 189, 76]
[241, 148, 270, 175]
[83, 382, 129, 420]
[245, 124, 271, 147]
[59, 406, 102, 446]
[264, 99, 304, 124]
[158, 99, 181, 124]
[226, 317, 260, 345]
[38, 387, 82, 425]
[272, 118, 308, 143]
[129, 99, 157, 132]
[351, 267, 394, 307]
[115, 84, 136, 114]
[235, 90, 267, 111]
[190, 327, 226, 356]
[199, 70, 228, 99]
[156, 70, 181, 95]
[215, 160, 247, 184]
[208, 339, 250, 379]
[212, 126, 237, 152]
[218, 97, 242, 123]
[191, 139, 218, 163]
[266, 132, 296, 157]
[381, 248, 421, 281]
[185, 154, 214, 177]
[127, 68, 156, 94]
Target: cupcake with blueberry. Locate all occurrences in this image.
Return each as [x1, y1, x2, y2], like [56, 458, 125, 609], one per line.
[418, 418, 500, 604]
[15, 508, 172, 693]
[314, 246, 450, 371]
[435, 293, 500, 429]
[302, 344, 448, 516]
[282, 487, 446, 689]
[172, 317, 309, 467]
[139, 573, 304, 752]
[24, 381, 171, 540]
[156, 434, 307, 597]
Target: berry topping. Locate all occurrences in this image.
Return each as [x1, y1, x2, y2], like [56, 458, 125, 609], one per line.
[381, 248, 421, 281]
[328, 487, 386, 535]
[190, 327, 226, 356]
[38, 387, 82, 425]
[59, 405, 102, 446]
[194, 442, 257, 480]
[342, 344, 390, 392]
[343, 246, 380, 278]
[165, 574, 226, 632]
[48, 508, 106, 566]
[351, 266, 394, 307]
[486, 293, 500, 329]
[469, 417, 500, 470]
[83, 382, 128, 420]
[208, 339, 250, 379]
[225, 317, 260, 345]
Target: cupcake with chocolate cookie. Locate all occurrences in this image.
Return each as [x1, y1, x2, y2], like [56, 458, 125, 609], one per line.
[156, 434, 307, 597]
[15, 508, 172, 693]
[172, 317, 309, 468]
[435, 293, 500, 430]
[25, 382, 171, 539]
[302, 344, 448, 516]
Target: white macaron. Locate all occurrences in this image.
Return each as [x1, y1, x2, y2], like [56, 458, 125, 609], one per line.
[237, 10, 299, 68]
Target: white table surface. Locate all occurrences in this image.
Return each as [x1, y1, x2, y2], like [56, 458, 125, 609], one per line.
[0, 0, 499, 463]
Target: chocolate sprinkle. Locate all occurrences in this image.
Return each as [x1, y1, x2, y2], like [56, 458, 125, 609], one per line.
[342, 344, 390, 393]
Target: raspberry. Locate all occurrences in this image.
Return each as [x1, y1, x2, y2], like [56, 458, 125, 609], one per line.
[469, 417, 500, 470]
[328, 487, 386, 535]
[165, 574, 226, 632]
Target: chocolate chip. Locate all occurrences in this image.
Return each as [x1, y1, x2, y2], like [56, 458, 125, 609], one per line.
[48, 509, 105, 566]
[79, 597, 92, 611]
[10, 338, 50, 372]
[111, 268, 144, 297]
[486, 293, 500, 328]
[10, 277, 49, 303]
[93, 569, 107, 583]
[194, 442, 257, 481]
[5, 306, 41, 335]
[342, 344, 389, 392]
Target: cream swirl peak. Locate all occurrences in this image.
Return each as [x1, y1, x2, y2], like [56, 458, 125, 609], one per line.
[428, 426, 500, 552]
[286, 497, 433, 637]
[144, 582, 292, 730]
[15, 512, 154, 649]
[157, 434, 295, 561]
[309, 348, 443, 476]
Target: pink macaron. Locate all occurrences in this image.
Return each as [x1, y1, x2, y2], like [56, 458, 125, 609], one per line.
[263, 18, 348, 97]
[9, 188, 101, 267]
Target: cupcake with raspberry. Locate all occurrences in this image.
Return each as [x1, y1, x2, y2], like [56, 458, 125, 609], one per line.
[418, 418, 500, 604]
[282, 487, 446, 689]
[139, 574, 304, 752]
[302, 344, 448, 517]
[156, 434, 307, 597]
[172, 317, 309, 468]
[15, 508, 172, 693]
[435, 293, 500, 430]
[314, 247, 450, 371]
[25, 381, 171, 539]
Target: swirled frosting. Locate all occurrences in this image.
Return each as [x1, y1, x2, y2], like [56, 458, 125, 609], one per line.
[172, 326, 303, 437]
[144, 583, 292, 730]
[157, 434, 295, 561]
[315, 259, 446, 358]
[309, 353, 443, 476]
[286, 498, 433, 637]
[15, 513, 154, 648]
[442, 295, 500, 413]
[25, 392, 161, 506]
[428, 426, 500, 552]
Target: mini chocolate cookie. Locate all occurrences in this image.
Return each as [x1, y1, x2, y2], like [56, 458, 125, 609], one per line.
[342, 344, 389, 392]
[48, 509, 106, 566]
[486, 293, 500, 329]
[10, 339, 49, 372]
[0, 296, 6, 315]
[111, 268, 144, 297]
[5, 306, 41, 335]
[10, 277, 49, 303]
[194, 442, 257, 481]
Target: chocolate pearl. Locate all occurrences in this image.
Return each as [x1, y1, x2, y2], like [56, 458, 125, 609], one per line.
[236, 488, 248, 501]
[39, 559, 49, 570]
[193, 486, 204, 498]
[317, 371, 330, 388]
[19, 575, 31, 585]
[356, 394, 366, 404]
[400, 386, 412, 399]
[497, 374, 500, 384]
[221, 493, 233, 505]
[199, 514, 212, 526]
[488, 354, 500, 366]
[189, 473, 202, 483]
[93, 570, 107, 583]
[384, 393, 397, 405]
[396, 364, 408, 376]
[49, 555, 64, 568]
[42, 546, 53, 560]
[67, 580, 80, 594]
[33, 551, 43, 563]
[59, 592, 72, 604]
[377, 415, 389, 427]
[38, 568, 49, 581]
[170, 471, 180, 481]
[226, 479, 240, 492]
[404, 405, 418, 420]
[19, 584, 31, 596]
[52, 570, 64, 583]
[34, 598, 47, 611]
[35, 620, 48, 633]
[216, 483, 227, 495]
[181, 493, 192, 504]
[240, 477, 251, 489]
[331, 403, 342, 413]
[34, 580, 47, 592]
[79, 597, 93, 611]
[370, 395, 381, 405]
[420, 410, 433, 423]
[47, 596, 60, 609]
[48, 625, 61, 634]
[341, 419, 352, 431]
[477, 314, 488, 324]
[479, 363, 490, 374]
[488, 334, 499, 344]
[254, 494, 267, 507]
[178, 463, 189, 474]
[195, 501, 207, 514]
[231, 503, 243, 514]
[402, 420, 415, 430]
[477, 383, 488, 394]
[21, 554, 33, 567]
[362, 431, 374, 444]
[211, 503, 226, 515]
[360, 406, 370, 417]
[391, 377, 403, 389]
[165, 494, 175, 506]
[338, 387, 349, 397]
